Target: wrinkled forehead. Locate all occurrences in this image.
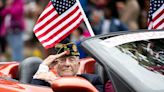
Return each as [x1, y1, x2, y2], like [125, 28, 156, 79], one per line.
[57, 56, 79, 61]
[58, 55, 79, 60]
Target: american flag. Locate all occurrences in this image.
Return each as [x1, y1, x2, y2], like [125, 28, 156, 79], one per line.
[33, 0, 83, 49]
[148, 0, 164, 30]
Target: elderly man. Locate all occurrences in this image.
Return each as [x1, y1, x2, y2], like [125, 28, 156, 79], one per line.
[31, 42, 104, 92]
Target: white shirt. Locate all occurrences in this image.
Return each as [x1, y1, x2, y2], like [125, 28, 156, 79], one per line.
[33, 64, 49, 79]
[101, 20, 111, 34]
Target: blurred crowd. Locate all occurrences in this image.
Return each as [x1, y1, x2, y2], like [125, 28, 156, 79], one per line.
[0, 0, 150, 62]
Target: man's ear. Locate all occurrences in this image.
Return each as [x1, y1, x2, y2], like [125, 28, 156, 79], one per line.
[76, 56, 80, 65]
[78, 61, 80, 65]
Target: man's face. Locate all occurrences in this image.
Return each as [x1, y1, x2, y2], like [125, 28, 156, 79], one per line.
[56, 56, 80, 77]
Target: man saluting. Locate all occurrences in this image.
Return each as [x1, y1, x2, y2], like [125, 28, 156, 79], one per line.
[31, 42, 104, 92]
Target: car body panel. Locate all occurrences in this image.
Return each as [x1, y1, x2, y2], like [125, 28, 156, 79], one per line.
[0, 62, 53, 92]
[0, 62, 19, 78]
[0, 78, 53, 92]
[81, 30, 164, 92]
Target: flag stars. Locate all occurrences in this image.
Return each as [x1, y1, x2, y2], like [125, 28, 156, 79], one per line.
[51, 0, 76, 15]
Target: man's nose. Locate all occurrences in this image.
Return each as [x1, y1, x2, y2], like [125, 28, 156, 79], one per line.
[65, 59, 71, 65]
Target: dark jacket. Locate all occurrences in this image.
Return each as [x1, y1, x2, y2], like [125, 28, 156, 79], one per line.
[31, 74, 104, 92]
[93, 18, 128, 35]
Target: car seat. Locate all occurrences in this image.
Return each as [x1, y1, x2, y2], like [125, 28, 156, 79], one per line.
[0, 62, 19, 79]
[19, 57, 42, 83]
[51, 77, 98, 92]
[77, 58, 96, 74]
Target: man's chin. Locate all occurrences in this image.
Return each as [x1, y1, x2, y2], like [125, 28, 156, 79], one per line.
[60, 72, 74, 77]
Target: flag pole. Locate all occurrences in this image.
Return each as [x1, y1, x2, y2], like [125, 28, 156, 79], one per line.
[76, 0, 95, 37]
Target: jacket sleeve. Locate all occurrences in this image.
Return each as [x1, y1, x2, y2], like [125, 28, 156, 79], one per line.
[118, 21, 129, 31]
[31, 79, 51, 87]
[10, 5, 24, 16]
[31, 63, 51, 87]
[0, 8, 11, 17]
[78, 74, 104, 92]
[0, 4, 23, 18]
[93, 75, 104, 92]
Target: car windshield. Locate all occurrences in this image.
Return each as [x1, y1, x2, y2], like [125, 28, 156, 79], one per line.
[100, 31, 164, 76]
[116, 39, 164, 75]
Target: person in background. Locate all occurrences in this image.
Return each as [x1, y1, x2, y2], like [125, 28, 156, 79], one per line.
[138, 0, 150, 29]
[31, 42, 104, 92]
[0, 0, 7, 62]
[90, 9, 104, 35]
[71, 27, 85, 43]
[89, 0, 109, 7]
[1, 0, 25, 61]
[79, 0, 88, 12]
[116, 0, 140, 30]
[71, 28, 88, 58]
[99, 5, 128, 35]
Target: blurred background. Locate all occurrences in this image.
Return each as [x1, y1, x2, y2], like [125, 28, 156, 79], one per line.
[0, 0, 150, 62]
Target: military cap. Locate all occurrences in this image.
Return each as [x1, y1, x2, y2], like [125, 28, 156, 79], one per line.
[55, 38, 80, 56]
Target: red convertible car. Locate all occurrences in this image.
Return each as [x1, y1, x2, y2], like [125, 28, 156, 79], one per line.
[0, 30, 164, 92]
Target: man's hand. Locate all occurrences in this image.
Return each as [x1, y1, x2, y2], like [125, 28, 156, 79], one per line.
[35, 72, 58, 84]
[42, 51, 68, 66]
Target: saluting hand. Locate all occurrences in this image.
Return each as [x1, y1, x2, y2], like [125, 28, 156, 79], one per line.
[42, 51, 68, 67]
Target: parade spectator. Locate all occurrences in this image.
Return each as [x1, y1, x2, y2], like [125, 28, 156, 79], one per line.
[1, 0, 25, 61]
[89, 0, 109, 7]
[71, 27, 88, 58]
[90, 9, 104, 35]
[0, 0, 7, 62]
[117, 0, 140, 30]
[138, 0, 150, 29]
[94, 5, 128, 35]
[80, 0, 88, 12]
[71, 27, 85, 43]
